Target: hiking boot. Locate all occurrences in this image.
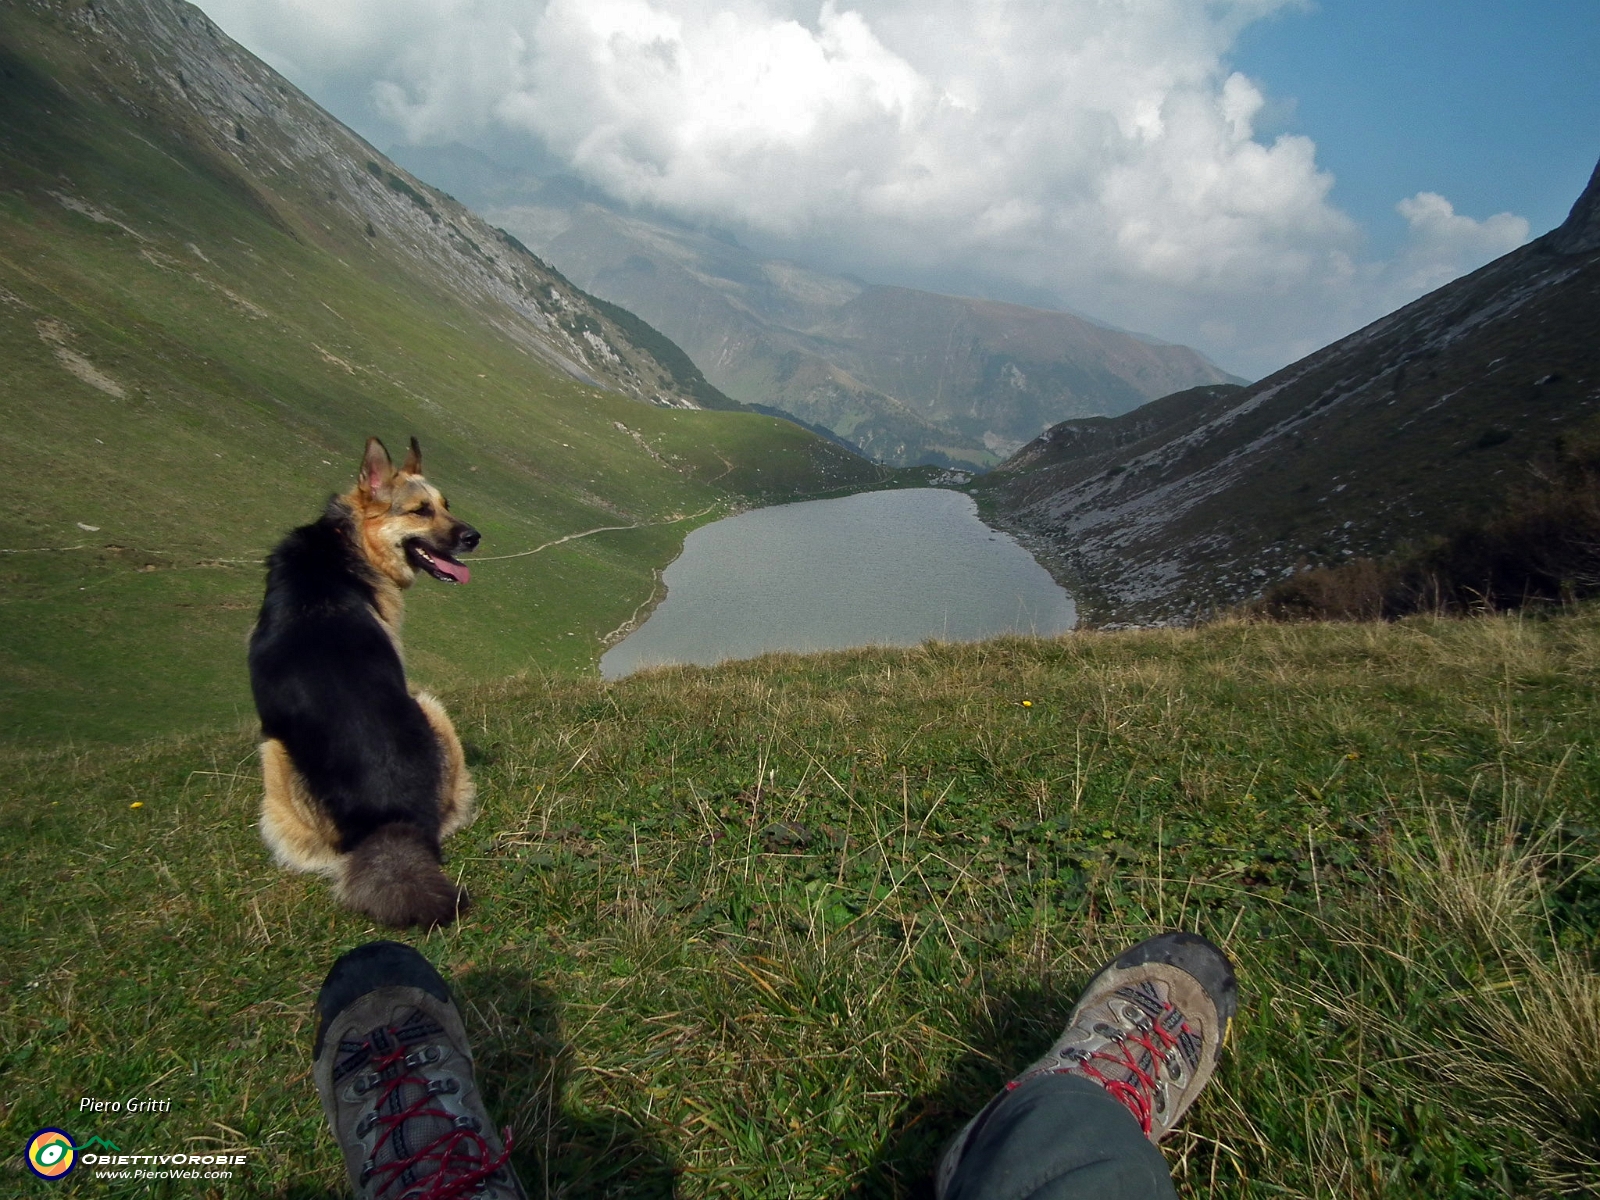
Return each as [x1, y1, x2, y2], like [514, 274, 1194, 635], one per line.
[312, 941, 525, 1199]
[936, 931, 1237, 1197]
[1019, 931, 1237, 1142]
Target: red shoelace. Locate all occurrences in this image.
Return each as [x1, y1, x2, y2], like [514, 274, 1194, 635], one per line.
[360, 1031, 513, 1199]
[1012, 1000, 1190, 1137]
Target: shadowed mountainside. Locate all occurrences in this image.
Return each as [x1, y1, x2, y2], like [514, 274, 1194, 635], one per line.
[978, 158, 1600, 626]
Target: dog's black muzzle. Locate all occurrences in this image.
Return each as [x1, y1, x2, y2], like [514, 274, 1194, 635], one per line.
[405, 521, 480, 584]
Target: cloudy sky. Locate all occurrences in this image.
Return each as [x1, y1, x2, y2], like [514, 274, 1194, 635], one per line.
[194, 0, 1598, 379]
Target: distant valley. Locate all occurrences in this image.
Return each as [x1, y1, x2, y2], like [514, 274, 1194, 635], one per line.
[394, 144, 1240, 469]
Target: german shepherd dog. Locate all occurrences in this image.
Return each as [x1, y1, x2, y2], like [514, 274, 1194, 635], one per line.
[249, 437, 480, 928]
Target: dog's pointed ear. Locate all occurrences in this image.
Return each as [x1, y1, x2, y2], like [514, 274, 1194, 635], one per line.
[402, 437, 422, 476]
[359, 437, 395, 496]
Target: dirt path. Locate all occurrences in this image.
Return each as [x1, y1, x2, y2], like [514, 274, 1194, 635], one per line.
[474, 504, 721, 562]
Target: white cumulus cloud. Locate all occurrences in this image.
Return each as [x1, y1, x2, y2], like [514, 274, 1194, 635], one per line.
[1390, 191, 1529, 295]
[195, 0, 1531, 378]
[491, 0, 930, 235]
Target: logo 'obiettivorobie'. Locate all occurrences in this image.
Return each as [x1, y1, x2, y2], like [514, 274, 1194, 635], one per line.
[26, 1128, 76, 1180]
[26, 1126, 244, 1181]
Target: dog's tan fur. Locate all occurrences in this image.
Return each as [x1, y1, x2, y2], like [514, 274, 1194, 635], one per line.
[259, 690, 477, 894]
[257, 438, 478, 911]
[259, 736, 344, 879]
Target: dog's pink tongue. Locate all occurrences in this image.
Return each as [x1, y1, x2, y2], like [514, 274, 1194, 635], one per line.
[439, 558, 470, 584]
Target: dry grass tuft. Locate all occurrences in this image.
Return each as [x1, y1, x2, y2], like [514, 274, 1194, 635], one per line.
[1398, 806, 1600, 1188]
[1298, 800, 1600, 1193]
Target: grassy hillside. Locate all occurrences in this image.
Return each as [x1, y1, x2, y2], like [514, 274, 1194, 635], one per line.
[0, 2, 885, 744]
[2, 612, 1597, 1196]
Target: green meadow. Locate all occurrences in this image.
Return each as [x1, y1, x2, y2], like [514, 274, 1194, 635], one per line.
[2, 612, 1597, 1197]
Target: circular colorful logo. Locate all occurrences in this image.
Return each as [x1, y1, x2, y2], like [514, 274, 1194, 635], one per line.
[26, 1128, 77, 1180]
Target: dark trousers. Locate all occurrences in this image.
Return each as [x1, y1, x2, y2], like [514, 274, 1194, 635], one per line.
[941, 1073, 1178, 1200]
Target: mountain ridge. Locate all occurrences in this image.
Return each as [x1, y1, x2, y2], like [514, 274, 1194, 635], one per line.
[391, 143, 1241, 468]
[37, 0, 744, 411]
[978, 159, 1600, 626]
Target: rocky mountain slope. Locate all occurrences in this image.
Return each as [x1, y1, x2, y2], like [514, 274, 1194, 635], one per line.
[11, 0, 742, 411]
[0, 0, 882, 742]
[978, 159, 1600, 626]
[396, 145, 1240, 469]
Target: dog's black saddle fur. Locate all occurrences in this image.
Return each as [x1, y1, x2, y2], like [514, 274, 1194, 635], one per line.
[248, 503, 443, 853]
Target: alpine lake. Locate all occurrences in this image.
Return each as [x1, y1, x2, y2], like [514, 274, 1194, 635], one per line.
[601, 488, 1075, 679]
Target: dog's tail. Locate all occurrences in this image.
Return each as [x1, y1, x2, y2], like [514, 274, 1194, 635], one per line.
[338, 823, 468, 929]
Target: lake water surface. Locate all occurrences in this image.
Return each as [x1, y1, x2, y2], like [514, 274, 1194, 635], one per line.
[601, 488, 1074, 679]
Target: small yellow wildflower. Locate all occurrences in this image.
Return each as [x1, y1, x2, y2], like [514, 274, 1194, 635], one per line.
[130, 801, 144, 809]
[1021, 700, 1033, 708]
[1345, 752, 1360, 760]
